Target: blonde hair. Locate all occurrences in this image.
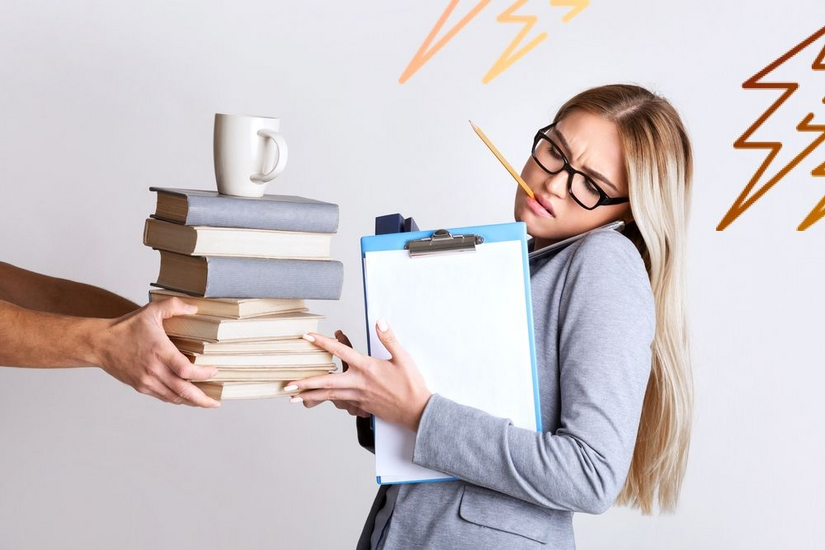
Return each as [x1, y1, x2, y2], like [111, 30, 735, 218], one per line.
[553, 84, 694, 514]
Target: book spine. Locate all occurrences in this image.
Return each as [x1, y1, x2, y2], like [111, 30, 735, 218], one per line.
[184, 196, 339, 233]
[203, 256, 344, 299]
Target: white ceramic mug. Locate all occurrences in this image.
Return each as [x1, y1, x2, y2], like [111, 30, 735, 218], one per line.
[213, 113, 289, 197]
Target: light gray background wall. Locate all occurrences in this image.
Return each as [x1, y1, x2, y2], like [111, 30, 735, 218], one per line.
[1, 1, 824, 548]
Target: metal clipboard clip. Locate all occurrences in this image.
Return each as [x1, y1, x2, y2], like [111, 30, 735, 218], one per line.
[404, 228, 484, 258]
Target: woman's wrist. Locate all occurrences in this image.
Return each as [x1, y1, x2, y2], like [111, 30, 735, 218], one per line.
[409, 390, 434, 432]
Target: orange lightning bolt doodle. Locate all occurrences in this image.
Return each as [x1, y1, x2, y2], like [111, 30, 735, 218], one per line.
[398, 0, 492, 84]
[400, 0, 589, 84]
[797, 47, 825, 230]
[718, 25, 825, 231]
[483, 1, 548, 84]
[550, 0, 590, 24]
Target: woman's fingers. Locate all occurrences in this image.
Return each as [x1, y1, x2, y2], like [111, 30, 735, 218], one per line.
[291, 330, 370, 416]
[292, 388, 360, 408]
[303, 332, 366, 370]
[343, 404, 370, 417]
[374, 318, 412, 364]
[347, 404, 371, 418]
[284, 369, 356, 394]
[332, 399, 369, 417]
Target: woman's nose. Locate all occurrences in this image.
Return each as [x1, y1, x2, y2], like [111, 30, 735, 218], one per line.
[544, 170, 568, 198]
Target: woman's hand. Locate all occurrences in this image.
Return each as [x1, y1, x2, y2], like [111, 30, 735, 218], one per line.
[329, 330, 370, 418]
[284, 318, 432, 432]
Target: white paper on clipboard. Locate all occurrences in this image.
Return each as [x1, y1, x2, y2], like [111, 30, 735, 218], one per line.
[363, 229, 540, 485]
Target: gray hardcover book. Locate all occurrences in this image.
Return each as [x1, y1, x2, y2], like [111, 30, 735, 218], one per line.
[153, 253, 344, 299]
[149, 187, 339, 233]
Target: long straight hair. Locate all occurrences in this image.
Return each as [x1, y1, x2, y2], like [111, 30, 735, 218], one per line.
[553, 84, 694, 514]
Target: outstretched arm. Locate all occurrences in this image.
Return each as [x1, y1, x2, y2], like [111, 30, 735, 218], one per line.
[0, 298, 108, 368]
[0, 297, 221, 407]
[0, 261, 138, 318]
[0, 261, 222, 408]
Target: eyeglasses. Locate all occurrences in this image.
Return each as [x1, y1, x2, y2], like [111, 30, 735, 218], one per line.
[531, 122, 630, 210]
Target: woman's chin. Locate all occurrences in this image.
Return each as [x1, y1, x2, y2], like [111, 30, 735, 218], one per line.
[520, 214, 561, 242]
[519, 208, 554, 233]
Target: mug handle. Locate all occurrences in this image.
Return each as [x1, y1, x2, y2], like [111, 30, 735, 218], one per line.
[250, 128, 289, 183]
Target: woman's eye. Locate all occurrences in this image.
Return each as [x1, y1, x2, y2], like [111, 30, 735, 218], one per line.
[548, 146, 562, 159]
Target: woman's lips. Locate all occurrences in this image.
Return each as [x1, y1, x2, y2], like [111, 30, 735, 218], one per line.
[526, 196, 554, 218]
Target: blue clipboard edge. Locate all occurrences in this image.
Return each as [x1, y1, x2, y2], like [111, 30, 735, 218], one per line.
[377, 474, 458, 485]
[361, 221, 543, 485]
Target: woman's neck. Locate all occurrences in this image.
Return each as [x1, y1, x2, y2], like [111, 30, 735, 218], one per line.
[530, 235, 560, 252]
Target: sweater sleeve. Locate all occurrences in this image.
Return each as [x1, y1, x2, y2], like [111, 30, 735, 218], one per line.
[411, 231, 656, 514]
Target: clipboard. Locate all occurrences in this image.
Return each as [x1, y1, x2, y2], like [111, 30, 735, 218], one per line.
[360, 221, 542, 485]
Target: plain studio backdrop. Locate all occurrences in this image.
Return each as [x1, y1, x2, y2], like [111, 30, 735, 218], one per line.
[1, 1, 824, 548]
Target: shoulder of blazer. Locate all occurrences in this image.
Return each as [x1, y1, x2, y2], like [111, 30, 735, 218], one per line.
[567, 227, 645, 273]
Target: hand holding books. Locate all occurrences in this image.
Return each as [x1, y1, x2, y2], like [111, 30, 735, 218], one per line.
[140, 116, 343, 402]
[284, 318, 433, 433]
[94, 298, 222, 407]
[0, 261, 221, 408]
[143, 187, 344, 401]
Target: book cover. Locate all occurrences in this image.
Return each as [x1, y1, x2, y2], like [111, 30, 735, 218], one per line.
[149, 186, 339, 233]
[153, 251, 344, 299]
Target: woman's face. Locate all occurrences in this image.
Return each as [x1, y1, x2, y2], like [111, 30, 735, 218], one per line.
[514, 110, 632, 247]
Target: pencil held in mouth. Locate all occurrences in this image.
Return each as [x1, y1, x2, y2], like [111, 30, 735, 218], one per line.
[469, 120, 535, 200]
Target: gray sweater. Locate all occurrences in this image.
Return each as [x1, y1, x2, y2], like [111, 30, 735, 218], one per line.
[359, 226, 656, 549]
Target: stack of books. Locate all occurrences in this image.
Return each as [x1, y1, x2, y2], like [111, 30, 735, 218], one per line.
[143, 187, 344, 401]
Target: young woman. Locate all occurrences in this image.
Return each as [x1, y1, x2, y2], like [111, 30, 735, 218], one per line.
[285, 83, 694, 549]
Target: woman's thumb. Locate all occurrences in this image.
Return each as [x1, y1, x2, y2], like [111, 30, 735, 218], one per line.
[375, 318, 406, 361]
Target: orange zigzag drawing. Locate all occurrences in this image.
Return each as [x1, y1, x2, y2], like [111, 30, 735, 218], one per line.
[399, 0, 589, 85]
[719, 25, 825, 231]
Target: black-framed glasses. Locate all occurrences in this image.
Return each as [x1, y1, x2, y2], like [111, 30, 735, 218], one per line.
[531, 122, 630, 210]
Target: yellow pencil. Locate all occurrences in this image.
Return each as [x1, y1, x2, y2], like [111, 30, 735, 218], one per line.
[469, 120, 535, 200]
